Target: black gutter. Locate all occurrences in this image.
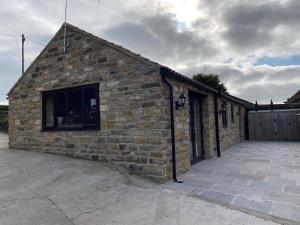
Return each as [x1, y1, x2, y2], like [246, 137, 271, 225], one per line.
[245, 108, 250, 140]
[214, 94, 221, 157]
[160, 68, 177, 182]
[160, 66, 253, 107]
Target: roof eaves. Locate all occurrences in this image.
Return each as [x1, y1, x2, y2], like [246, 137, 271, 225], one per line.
[66, 23, 160, 68]
[160, 66, 218, 94]
[220, 93, 253, 106]
[7, 23, 66, 96]
[160, 66, 252, 106]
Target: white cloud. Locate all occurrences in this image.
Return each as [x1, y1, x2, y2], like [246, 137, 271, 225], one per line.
[0, 0, 300, 104]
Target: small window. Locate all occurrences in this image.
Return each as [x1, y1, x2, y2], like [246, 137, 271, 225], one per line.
[42, 84, 100, 131]
[221, 101, 228, 128]
[231, 104, 235, 123]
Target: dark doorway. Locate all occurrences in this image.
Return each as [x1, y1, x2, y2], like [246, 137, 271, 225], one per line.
[189, 91, 205, 164]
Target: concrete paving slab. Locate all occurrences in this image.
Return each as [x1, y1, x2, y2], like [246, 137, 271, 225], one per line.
[272, 202, 300, 223]
[284, 185, 300, 194]
[168, 141, 300, 224]
[0, 134, 280, 225]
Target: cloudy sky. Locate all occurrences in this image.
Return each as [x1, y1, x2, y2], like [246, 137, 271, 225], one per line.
[1, 0, 300, 104]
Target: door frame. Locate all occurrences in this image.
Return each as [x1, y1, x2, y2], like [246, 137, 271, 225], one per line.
[189, 91, 205, 165]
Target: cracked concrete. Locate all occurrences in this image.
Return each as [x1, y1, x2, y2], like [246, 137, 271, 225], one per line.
[0, 133, 279, 225]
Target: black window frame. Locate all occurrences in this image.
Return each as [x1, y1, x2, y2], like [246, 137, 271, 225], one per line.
[221, 101, 228, 128]
[231, 103, 235, 123]
[42, 83, 100, 131]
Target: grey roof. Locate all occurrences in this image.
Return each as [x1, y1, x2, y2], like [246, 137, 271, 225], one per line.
[287, 90, 300, 103]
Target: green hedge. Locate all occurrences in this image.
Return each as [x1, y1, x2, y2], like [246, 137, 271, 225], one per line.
[0, 105, 8, 131]
[0, 105, 8, 111]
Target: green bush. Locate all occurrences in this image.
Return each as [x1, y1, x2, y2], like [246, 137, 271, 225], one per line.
[0, 105, 8, 131]
[0, 105, 8, 112]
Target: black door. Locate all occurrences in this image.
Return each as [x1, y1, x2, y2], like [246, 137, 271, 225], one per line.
[189, 92, 205, 164]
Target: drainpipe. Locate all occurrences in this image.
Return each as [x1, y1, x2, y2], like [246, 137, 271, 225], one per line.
[161, 68, 178, 182]
[214, 94, 221, 157]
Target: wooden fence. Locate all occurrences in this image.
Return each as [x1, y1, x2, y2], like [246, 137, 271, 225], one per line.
[248, 109, 300, 141]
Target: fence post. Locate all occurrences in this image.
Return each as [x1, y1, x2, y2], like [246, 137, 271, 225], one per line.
[270, 99, 274, 111]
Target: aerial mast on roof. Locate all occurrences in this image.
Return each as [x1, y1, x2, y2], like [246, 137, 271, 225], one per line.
[63, 0, 100, 53]
[64, 0, 68, 53]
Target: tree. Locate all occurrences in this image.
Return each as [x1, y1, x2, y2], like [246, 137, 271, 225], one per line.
[192, 73, 228, 93]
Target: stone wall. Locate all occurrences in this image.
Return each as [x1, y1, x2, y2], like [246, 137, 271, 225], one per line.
[8, 24, 171, 182]
[218, 98, 246, 151]
[162, 78, 247, 177]
[8, 24, 248, 182]
[0, 105, 8, 131]
[163, 79, 219, 176]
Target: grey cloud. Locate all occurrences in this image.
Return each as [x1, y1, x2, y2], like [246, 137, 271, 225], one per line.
[238, 82, 300, 104]
[221, 0, 300, 51]
[1, 0, 300, 105]
[178, 64, 300, 103]
[104, 13, 218, 65]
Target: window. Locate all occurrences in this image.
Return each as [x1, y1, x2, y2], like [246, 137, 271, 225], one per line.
[231, 104, 235, 123]
[42, 84, 100, 131]
[221, 101, 228, 128]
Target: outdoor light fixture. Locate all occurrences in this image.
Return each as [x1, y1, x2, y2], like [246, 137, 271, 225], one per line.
[175, 93, 187, 110]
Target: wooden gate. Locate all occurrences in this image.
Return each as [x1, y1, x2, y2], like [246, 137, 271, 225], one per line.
[248, 109, 300, 141]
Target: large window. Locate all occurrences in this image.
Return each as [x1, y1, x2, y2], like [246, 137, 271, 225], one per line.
[42, 84, 100, 131]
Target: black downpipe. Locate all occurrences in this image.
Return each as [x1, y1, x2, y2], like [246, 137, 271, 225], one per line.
[214, 94, 221, 157]
[245, 108, 250, 140]
[161, 70, 177, 182]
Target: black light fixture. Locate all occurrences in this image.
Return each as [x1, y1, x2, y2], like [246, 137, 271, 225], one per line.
[176, 93, 187, 110]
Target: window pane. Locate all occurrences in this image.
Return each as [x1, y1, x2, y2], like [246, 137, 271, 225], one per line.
[64, 89, 83, 127]
[221, 101, 228, 127]
[42, 84, 99, 131]
[45, 95, 54, 127]
[57, 91, 66, 127]
[84, 86, 97, 125]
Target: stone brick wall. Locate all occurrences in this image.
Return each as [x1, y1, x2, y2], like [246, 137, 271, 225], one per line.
[8, 24, 171, 182]
[162, 78, 247, 177]
[163, 79, 219, 176]
[8, 23, 247, 182]
[218, 98, 246, 151]
[0, 105, 8, 131]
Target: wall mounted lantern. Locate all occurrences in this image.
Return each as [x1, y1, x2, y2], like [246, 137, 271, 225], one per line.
[175, 93, 187, 110]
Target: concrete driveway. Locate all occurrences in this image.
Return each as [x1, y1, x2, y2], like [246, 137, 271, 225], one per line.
[168, 141, 300, 224]
[0, 133, 279, 225]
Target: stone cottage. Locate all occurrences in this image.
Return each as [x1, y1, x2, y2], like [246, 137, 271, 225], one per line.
[8, 23, 251, 182]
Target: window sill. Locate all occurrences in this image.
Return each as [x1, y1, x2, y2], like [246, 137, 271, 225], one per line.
[41, 126, 100, 132]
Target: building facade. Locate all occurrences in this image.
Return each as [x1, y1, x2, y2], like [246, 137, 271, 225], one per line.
[8, 24, 250, 182]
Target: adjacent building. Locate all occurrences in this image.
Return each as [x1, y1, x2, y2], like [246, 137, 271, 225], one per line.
[8, 23, 251, 182]
[287, 90, 300, 104]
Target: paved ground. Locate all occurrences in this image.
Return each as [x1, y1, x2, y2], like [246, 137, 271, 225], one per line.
[0, 133, 279, 225]
[168, 141, 300, 224]
[0, 132, 8, 150]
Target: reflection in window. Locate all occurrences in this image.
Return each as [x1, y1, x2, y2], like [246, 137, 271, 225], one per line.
[45, 95, 54, 127]
[221, 101, 228, 128]
[42, 84, 99, 131]
[84, 86, 97, 125]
